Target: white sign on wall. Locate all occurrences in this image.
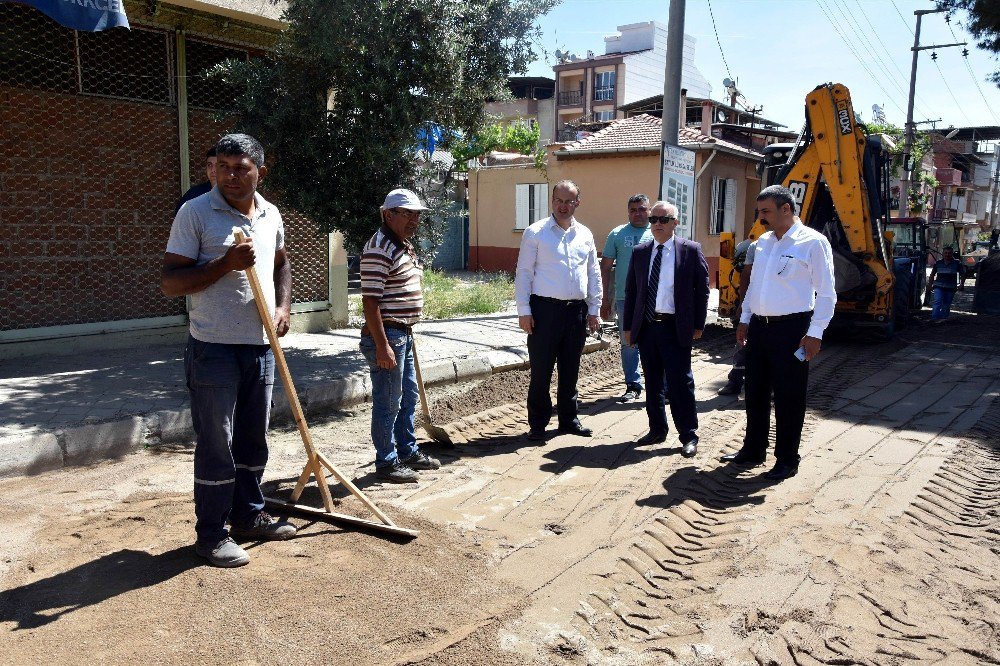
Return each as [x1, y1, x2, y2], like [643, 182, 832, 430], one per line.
[660, 144, 696, 239]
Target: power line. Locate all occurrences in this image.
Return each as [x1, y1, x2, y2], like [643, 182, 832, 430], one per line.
[932, 58, 974, 124]
[890, 0, 913, 35]
[829, 0, 926, 115]
[814, 0, 907, 118]
[888, 1, 974, 126]
[705, 0, 733, 82]
[851, 0, 934, 113]
[944, 14, 1000, 124]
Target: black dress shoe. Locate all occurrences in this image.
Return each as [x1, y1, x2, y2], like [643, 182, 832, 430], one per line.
[765, 461, 799, 480]
[717, 381, 742, 396]
[635, 431, 667, 445]
[681, 436, 698, 458]
[720, 449, 766, 466]
[526, 429, 546, 442]
[558, 420, 593, 437]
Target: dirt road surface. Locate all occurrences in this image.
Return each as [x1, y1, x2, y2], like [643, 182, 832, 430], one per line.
[1, 312, 998, 665]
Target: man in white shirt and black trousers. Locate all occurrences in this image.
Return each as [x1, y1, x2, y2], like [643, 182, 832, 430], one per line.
[516, 180, 602, 442]
[725, 185, 837, 481]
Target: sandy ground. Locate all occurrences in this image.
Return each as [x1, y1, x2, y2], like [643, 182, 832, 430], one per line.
[1, 311, 998, 665]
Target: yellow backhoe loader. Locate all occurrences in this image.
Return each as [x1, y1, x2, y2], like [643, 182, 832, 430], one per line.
[719, 83, 913, 337]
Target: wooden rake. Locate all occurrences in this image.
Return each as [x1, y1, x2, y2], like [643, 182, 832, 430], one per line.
[233, 230, 417, 539]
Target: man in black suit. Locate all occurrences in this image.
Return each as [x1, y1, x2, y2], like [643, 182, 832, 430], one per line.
[623, 200, 709, 457]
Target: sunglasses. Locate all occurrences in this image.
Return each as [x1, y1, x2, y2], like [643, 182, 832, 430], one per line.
[649, 215, 677, 224]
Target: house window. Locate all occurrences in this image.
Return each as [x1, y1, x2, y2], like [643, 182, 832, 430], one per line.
[594, 71, 615, 101]
[515, 183, 549, 230]
[710, 177, 737, 235]
[594, 110, 614, 122]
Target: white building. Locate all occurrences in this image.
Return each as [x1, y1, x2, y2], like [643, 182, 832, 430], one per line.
[552, 21, 712, 141]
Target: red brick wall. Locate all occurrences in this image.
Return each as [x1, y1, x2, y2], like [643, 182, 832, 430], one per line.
[0, 85, 185, 330]
[0, 91, 329, 333]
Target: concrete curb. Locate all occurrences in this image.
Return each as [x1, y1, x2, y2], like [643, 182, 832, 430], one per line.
[0, 341, 611, 479]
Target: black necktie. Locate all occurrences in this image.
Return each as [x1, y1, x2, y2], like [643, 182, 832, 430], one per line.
[646, 244, 663, 321]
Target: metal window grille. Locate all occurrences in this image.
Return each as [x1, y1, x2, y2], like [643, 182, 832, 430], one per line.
[0, 4, 331, 335]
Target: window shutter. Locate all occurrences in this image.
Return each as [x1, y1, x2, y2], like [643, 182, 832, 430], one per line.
[724, 178, 737, 232]
[710, 177, 720, 234]
[515, 184, 529, 230]
[535, 184, 549, 222]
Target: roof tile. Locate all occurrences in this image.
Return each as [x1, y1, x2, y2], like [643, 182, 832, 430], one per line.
[559, 114, 761, 158]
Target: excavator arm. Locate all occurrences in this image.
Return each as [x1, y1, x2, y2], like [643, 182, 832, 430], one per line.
[719, 83, 895, 330]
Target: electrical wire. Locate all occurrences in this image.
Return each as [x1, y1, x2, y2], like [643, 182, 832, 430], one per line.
[814, 0, 908, 117]
[831, 0, 915, 104]
[850, 0, 935, 114]
[706, 0, 733, 82]
[944, 14, 1000, 125]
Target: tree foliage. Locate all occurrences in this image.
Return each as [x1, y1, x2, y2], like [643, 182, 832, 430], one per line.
[936, 0, 1000, 85]
[862, 122, 932, 177]
[215, 0, 556, 251]
[448, 120, 541, 166]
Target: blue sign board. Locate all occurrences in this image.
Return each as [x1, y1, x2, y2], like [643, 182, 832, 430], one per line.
[4, 0, 129, 31]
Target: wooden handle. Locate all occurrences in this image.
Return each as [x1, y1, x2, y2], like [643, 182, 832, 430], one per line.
[410, 335, 433, 423]
[232, 229, 396, 526]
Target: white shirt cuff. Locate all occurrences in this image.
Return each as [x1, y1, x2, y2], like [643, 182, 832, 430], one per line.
[806, 323, 826, 339]
[517, 305, 532, 316]
[739, 311, 752, 325]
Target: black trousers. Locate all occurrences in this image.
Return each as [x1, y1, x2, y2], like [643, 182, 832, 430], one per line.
[743, 314, 810, 463]
[526, 295, 588, 430]
[727, 342, 747, 384]
[637, 318, 698, 443]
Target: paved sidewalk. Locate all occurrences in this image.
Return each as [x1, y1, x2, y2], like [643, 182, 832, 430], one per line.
[0, 292, 720, 477]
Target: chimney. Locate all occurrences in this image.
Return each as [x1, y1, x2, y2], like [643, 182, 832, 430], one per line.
[701, 99, 713, 135]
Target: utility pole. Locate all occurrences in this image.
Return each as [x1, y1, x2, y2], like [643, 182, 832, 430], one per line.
[659, 0, 685, 152]
[991, 144, 1000, 230]
[900, 8, 966, 217]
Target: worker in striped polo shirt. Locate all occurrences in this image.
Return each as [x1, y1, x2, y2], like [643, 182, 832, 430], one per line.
[359, 188, 442, 483]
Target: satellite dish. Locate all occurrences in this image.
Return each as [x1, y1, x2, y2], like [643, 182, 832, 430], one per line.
[944, 127, 960, 139]
[554, 49, 563, 60]
[717, 110, 727, 123]
[722, 77, 734, 89]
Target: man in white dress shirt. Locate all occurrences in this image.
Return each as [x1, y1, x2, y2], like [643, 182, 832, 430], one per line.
[725, 185, 837, 481]
[515, 180, 602, 442]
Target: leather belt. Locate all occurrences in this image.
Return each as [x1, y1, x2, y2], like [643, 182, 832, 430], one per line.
[649, 312, 676, 321]
[361, 320, 413, 337]
[531, 294, 585, 306]
[751, 311, 811, 324]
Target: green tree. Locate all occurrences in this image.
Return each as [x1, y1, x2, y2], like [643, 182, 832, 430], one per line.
[863, 122, 932, 177]
[215, 0, 556, 252]
[936, 0, 1000, 84]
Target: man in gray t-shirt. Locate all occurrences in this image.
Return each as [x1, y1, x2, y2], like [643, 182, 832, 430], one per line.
[162, 133, 295, 568]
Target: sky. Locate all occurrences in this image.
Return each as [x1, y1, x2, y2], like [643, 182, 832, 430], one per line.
[524, 0, 1000, 134]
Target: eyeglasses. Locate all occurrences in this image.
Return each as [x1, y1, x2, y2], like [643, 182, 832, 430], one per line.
[391, 208, 421, 220]
[649, 215, 677, 224]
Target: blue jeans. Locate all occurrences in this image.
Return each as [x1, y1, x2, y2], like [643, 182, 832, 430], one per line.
[615, 299, 642, 389]
[185, 336, 274, 546]
[931, 287, 956, 320]
[359, 329, 420, 469]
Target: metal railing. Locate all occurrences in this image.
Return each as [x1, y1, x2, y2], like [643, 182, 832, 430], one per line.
[558, 90, 582, 106]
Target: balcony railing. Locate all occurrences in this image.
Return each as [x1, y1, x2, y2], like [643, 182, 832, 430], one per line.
[558, 90, 582, 106]
[593, 86, 615, 102]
